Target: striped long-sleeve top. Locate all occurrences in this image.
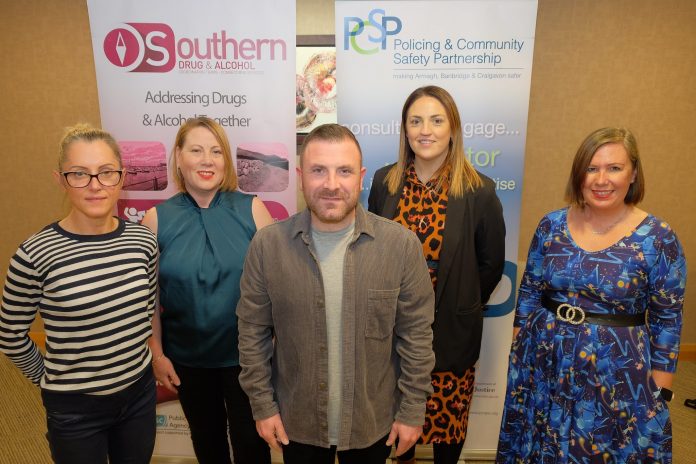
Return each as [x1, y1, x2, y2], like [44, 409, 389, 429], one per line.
[0, 219, 158, 394]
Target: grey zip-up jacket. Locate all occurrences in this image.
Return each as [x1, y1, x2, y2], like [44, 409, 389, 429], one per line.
[237, 205, 435, 450]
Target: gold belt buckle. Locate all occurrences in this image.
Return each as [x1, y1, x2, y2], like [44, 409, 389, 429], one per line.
[556, 303, 585, 325]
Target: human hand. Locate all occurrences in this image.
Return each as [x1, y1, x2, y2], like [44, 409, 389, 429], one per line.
[651, 369, 674, 390]
[256, 414, 289, 451]
[386, 421, 422, 457]
[153, 355, 180, 393]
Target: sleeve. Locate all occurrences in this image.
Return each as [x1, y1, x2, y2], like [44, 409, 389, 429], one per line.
[646, 225, 687, 373]
[367, 168, 386, 215]
[0, 247, 45, 385]
[514, 215, 552, 328]
[236, 232, 278, 420]
[474, 183, 506, 304]
[393, 232, 436, 426]
[146, 237, 159, 321]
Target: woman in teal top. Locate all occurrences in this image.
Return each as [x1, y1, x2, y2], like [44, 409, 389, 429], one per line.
[142, 116, 273, 464]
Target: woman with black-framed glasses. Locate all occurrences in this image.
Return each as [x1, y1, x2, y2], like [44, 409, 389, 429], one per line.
[0, 123, 159, 464]
[59, 168, 124, 188]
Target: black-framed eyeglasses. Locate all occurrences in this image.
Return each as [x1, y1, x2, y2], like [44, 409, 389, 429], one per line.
[60, 170, 124, 188]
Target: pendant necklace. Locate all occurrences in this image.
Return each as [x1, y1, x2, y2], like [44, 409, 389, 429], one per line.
[590, 207, 630, 235]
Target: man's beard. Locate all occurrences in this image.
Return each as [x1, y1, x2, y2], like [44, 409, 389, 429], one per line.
[306, 188, 358, 225]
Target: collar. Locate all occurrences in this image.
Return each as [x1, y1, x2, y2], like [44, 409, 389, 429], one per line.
[292, 203, 376, 245]
[183, 189, 222, 209]
[406, 162, 449, 192]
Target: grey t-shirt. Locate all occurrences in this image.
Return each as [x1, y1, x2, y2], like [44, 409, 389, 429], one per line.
[311, 222, 354, 445]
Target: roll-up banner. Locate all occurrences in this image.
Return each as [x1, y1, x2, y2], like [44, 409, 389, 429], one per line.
[87, 1, 296, 457]
[336, 0, 538, 457]
[87, 1, 296, 226]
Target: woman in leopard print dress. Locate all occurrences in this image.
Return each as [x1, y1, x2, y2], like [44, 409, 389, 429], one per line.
[369, 85, 506, 464]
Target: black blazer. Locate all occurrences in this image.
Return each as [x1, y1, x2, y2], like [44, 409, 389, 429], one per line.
[368, 164, 506, 374]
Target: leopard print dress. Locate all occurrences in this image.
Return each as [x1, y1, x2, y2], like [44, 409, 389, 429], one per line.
[394, 164, 476, 445]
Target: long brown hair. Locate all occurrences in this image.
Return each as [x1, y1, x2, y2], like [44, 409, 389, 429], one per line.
[384, 85, 481, 197]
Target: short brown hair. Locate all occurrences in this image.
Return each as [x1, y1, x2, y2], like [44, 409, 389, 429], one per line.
[170, 116, 237, 192]
[565, 127, 645, 206]
[299, 123, 362, 167]
[58, 123, 121, 169]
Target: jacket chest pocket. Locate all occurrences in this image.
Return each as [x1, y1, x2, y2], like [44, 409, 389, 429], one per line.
[366, 288, 399, 339]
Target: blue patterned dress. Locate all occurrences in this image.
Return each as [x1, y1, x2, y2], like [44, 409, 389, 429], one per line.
[496, 208, 686, 464]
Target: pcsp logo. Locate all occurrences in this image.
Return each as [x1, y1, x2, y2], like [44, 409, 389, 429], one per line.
[103, 23, 175, 72]
[343, 9, 402, 55]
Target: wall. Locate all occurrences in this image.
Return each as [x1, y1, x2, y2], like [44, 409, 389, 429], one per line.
[522, 1, 696, 350]
[1, 0, 694, 347]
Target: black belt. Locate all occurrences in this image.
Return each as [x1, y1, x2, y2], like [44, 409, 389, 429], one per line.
[542, 294, 646, 327]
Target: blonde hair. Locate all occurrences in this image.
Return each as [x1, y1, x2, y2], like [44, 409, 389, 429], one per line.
[170, 117, 238, 192]
[565, 127, 645, 206]
[385, 86, 482, 197]
[58, 123, 121, 169]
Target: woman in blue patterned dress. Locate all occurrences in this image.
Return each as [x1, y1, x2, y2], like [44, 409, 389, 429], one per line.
[496, 127, 687, 463]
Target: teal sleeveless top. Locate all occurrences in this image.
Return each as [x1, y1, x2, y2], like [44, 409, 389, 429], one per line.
[156, 191, 256, 367]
